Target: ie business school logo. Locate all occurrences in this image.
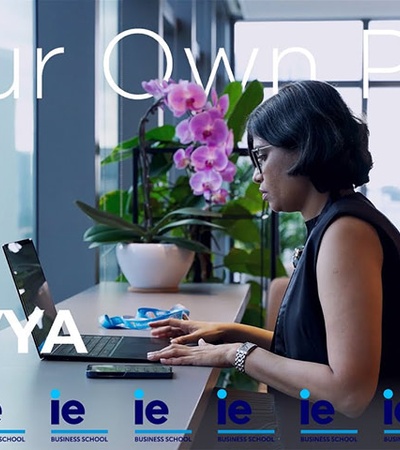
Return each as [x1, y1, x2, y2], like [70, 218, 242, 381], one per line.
[383, 388, 400, 443]
[299, 389, 358, 444]
[50, 389, 109, 443]
[133, 389, 192, 444]
[0, 404, 26, 443]
[215, 389, 276, 445]
[300, 387, 400, 445]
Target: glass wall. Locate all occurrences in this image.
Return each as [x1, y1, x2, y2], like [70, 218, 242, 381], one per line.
[235, 19, 400, 230]
[0, 0, 35, 322]
[367, 20, 400, 226]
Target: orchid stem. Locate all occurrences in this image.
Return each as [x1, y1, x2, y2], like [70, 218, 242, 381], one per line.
[137, 98, 164, 230]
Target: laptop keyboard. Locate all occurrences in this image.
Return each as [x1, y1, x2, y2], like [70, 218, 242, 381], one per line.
[51, 335, 122, 357]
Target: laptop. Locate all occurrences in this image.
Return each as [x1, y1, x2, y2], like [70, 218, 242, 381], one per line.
[2, 239, 171, 362]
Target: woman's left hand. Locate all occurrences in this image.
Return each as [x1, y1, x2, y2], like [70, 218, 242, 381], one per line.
[147, 338, 240, 367]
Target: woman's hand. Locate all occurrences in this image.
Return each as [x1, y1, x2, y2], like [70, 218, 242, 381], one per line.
[147, 338, 240, 367]
[149, 318, 226, 345]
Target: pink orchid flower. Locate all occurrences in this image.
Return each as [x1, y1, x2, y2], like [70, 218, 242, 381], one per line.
[175, 119, 193, 144]
[210, 89, 229, 117]
[189, 169, 222, 196]
[189, 111, 229, 147]
[206, 188, 229, 205]
[220, 160, 237, 182]
[142, 79, 170, 99]
[191, 145, 228, 171]
[142, 78, 239, 205]
[166, 80, 207, 117]
[222, 130, 234, 156]
[173, 146, 193, 169]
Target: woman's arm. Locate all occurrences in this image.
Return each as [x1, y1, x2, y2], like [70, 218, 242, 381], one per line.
[150, 318, 274, 350]
[220, 323, 275, 349]
[239, 216, 383, 417]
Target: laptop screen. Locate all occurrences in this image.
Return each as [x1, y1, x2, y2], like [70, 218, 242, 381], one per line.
[2, 239, 59, 351]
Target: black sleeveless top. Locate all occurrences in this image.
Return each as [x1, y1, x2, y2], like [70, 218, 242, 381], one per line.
[269, 192, 400, 449]
[271, 192, 400, 382]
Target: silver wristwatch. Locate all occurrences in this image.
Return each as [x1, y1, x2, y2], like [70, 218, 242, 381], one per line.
[234, 342, 258, 373]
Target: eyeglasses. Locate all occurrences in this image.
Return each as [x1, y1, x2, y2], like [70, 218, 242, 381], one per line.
[249, 145, 273, 173]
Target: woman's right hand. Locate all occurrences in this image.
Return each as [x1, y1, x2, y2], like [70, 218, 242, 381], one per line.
[149, 318, 225, 345]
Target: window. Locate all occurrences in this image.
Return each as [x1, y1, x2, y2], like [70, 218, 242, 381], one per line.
[97, 0, 119, 282]
[0, 0, 35, 322]
[367, 20, 400, 225]
[235, 19, 400, 229]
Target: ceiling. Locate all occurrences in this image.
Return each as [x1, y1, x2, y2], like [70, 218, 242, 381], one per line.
[233, 0, 400, 21]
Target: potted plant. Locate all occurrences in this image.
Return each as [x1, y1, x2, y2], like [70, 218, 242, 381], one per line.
[76, 200, 223, 292]
[76, 79, 264, 291]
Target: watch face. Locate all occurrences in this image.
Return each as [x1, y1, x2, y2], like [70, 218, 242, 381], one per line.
[242, 342, 254, 352]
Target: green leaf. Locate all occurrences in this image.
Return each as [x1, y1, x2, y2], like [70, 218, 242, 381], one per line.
[223, 81, 243, 120]
[99, 190, 131, 219]
[242, 248, 271, 276]
[217, 202, 260, 243]
[219, 202, 253, 222]
[83, 226, 143, 246]
[246, 280, 263, 307]
[157, 218, 225, 235]
[223, 247, 286, 277]
[146, 124, 176, 141]
[83, 224, 115, 238]
[166, 207, 222, 218]
[113, 136, 139, 151]
[241, 304, 264, 328]
[169, 177, 198, 206]
[227, 80, 264, 145]
[152, 235, 211, 253]
[223, 248, 249, 273]
[226, 219, 260, 243]
[149, 152, 173, 178]
[83, 224, 138, 239]
[153, 207, 222, 233]
[75, 200, 146, 235]
[236, 183, 264, 215]
[101, 125, 176, 165]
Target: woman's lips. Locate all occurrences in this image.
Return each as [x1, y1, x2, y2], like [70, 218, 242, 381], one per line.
[260, 190, 269, 201]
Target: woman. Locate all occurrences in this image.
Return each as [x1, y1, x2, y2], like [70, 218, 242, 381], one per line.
[147, 80, 400, 448]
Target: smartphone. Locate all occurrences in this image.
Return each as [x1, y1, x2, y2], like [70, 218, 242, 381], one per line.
[86, 363, 173, 379]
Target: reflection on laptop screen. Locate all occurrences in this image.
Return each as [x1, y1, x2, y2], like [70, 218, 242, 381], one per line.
[3, 239, 59, 350]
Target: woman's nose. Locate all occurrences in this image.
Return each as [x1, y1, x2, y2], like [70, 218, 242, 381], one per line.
[252, 168, 263, 184]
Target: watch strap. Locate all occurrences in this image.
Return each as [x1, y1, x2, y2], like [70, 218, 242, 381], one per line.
[234, 342, 258, 373]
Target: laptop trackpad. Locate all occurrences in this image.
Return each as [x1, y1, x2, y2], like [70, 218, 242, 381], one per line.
[113, 336, 170, 359]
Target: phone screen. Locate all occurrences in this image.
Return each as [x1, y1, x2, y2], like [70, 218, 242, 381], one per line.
[86, 363, 173, 379]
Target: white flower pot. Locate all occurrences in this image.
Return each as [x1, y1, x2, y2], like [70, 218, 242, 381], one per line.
[115, 243, 195, 292]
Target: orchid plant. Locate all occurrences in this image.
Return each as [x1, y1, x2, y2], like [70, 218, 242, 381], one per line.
[77, 78, 264, 255]
[142, 79, 236, 206]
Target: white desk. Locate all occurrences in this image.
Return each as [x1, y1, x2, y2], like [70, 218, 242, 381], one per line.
[0, 282, 250, 450]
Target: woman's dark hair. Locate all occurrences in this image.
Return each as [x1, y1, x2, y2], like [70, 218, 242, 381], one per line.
[247, 80, 373, 193]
